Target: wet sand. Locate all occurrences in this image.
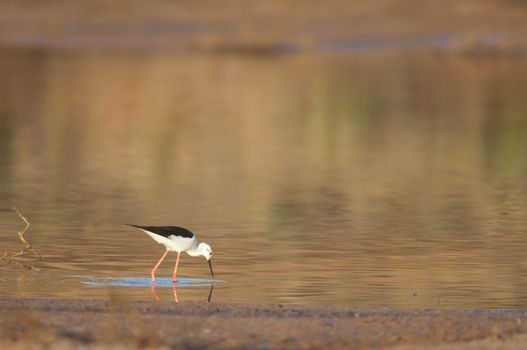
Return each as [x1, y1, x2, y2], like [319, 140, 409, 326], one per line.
[1, 298, 527, 349]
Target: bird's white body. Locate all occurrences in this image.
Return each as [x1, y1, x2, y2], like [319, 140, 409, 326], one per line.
[139, 228, 197, 253]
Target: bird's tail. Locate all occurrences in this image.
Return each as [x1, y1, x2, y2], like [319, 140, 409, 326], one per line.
[126, 224, 142, 229]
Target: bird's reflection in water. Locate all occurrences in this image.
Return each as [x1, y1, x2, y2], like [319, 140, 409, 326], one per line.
[151, 284, 160, 301]
[207, 284, 214, 303]
[150, 282, 215, 303]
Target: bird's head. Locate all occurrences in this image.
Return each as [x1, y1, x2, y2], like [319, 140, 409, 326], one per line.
[198, 242, 213, 260]
[198, 242, 215, 279]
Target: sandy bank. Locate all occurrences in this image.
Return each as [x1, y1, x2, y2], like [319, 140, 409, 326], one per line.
[1, 298, 527, 349]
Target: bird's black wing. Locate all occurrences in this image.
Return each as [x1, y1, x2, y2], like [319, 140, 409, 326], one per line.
[128, 224, 194, 238]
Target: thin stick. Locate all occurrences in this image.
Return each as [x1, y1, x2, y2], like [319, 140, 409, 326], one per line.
[11, 207, 32, 248]
[2, 207, 41, 261]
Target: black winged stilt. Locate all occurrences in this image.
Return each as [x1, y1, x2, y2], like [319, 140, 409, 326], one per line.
[128, 225, 214, 282]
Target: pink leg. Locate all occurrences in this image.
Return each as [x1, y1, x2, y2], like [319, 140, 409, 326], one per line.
[151, 249, 169, 283]
[173, 252, 181, 283]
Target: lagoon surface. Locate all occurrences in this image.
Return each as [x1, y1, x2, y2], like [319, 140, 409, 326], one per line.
[1, 50, 527, 308]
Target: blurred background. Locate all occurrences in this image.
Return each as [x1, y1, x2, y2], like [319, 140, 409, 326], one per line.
[1, 0, 527, 308]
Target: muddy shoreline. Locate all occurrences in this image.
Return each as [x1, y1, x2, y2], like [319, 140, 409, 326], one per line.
[1, 298, 527, 349]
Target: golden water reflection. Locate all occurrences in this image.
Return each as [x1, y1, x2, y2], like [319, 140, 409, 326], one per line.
[1, 50, 527, 308]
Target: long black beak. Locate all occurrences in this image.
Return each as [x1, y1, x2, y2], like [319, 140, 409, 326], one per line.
[208, 259, 215, 279]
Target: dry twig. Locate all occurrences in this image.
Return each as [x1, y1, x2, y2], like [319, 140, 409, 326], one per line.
[2, 207, 41, 262]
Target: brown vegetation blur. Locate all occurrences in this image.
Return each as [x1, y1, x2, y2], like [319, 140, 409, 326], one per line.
[0, 0, 526, 52]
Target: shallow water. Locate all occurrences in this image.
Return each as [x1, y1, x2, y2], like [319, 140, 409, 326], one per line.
[70, 276, 221, 288]
[1, 49, 527, 308]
